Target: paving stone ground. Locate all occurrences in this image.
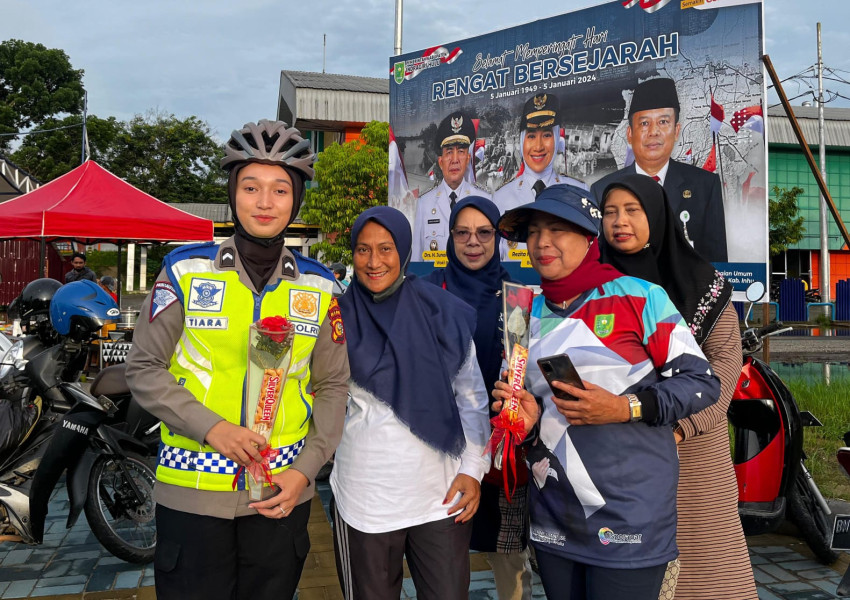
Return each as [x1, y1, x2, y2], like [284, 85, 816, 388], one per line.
[0, 481, 846, 599]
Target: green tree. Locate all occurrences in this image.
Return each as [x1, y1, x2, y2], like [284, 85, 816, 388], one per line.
[108, 111, 226, 203]
[769, 185, 806, 256]
[0, 39, 85, 153]
[300, 121, 389, 264]
[11, 114, 123, 181]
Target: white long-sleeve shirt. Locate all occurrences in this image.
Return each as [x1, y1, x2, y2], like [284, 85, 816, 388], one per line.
[330, 342, 491, 533]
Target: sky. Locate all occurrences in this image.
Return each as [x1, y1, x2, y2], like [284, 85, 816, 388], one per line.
[2, 0, 850, 142]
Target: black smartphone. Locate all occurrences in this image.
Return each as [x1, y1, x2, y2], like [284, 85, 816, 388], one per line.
[537, 354, 585, 401]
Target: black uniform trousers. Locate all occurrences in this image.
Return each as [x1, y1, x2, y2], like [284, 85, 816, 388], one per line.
[154, 502, 311, 600]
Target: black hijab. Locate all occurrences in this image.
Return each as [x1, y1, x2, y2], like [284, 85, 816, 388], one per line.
[426, 196, 511, 398]
[228, 162, 305, 291]
[599, 174, 731, 346]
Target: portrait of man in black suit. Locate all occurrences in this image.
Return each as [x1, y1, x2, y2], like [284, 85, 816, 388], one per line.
[591, 78, 728, 263]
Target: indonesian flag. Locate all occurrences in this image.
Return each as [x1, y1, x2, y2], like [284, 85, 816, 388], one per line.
[683, 148, 693, 164]
[425, 45, 463, 64]
[710, 96, 725, 134]
[731, 105, 764, 134]
[462, 119, 483, 184]
[702, 144, 717, 173]
[474, 139, 485, 163]
[557, 127, 566, 154]
[388, 126, 410, 201]
[428, 169, 435, 181]
[622, 0, 673, 12]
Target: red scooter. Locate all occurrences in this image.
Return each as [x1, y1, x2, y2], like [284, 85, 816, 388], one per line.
[728, 285, 838, 564]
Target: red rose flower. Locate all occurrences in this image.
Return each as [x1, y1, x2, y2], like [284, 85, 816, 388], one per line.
[258, 316, 292, 343]
[506, 288, 534, 309]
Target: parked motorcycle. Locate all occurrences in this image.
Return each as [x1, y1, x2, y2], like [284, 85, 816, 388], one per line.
[0, 280, 158, 564]
[835, 432, 850, 596]
[728, 282, 838, 564]
[805, 287, 823, 304]
[6, 277, 88, 377]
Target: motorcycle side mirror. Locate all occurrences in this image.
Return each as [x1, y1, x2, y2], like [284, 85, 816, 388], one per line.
[743, 282, 766, 328]
[745, 281, 766, 303]
[0, 340, 24, 380]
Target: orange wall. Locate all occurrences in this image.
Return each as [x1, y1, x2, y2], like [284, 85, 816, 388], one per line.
[811, 250, 850, 297]
[344, 123, 366, 143]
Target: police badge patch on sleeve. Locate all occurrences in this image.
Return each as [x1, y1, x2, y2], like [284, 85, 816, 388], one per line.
[150, 282, 179, 322]
[328, 298, 346, 344]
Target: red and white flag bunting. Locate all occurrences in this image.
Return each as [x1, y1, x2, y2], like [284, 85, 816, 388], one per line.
[710, 96, 725, 134]
[731, 105, 764, 134]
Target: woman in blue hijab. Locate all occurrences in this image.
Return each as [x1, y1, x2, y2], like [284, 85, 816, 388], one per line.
[426, 196, 532, 600]
[331, 206, 491, 600]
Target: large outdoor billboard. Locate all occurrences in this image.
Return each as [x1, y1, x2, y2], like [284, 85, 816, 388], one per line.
[388, 0, 767, 297]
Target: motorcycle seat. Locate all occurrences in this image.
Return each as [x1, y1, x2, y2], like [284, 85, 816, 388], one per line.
[90, 364, 130, 397]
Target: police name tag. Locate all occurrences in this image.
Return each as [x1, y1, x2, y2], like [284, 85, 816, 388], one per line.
[185, 316, 228, 329]
[832, 514, 850, 550]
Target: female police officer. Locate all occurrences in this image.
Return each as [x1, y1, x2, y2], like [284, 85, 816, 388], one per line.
[493, 94, 587, 263]
[126, 120, 350, 600]
[493, 93, 587, 216]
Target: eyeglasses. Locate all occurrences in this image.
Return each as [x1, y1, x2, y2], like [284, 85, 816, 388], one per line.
[451, 227, 496, 243]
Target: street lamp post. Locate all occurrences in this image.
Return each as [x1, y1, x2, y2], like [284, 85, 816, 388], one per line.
[394, 0, 403, 56]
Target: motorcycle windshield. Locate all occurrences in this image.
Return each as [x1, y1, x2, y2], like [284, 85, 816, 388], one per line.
[0, 340, 23, 381]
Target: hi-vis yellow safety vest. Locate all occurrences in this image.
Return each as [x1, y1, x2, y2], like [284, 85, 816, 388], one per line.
[156, 244, 333, 492]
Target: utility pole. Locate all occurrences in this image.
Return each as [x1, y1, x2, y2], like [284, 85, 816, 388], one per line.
[80, 90, 88, 164]
[817, 23, 830, 309]
[394, 0, 403, 56]
[323, 34, 326, 74]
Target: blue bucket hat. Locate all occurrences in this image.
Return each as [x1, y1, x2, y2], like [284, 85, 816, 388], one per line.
[497, 183, 602, 242]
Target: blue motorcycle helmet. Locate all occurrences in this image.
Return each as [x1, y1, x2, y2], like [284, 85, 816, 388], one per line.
[50, 280, 120, 339]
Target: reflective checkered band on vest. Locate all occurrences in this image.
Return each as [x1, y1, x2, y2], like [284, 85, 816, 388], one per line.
[159, 439, 305, 474]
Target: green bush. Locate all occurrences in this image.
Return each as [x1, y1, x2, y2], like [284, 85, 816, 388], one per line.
[82, 250, 123, 279]
[786, 377, 850, 501]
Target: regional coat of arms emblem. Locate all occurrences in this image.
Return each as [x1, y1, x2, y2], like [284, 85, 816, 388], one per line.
[594, 314, 615, 338]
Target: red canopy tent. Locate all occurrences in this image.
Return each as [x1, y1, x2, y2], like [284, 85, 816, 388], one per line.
[0, 160, 214, 303]
[0, 160, 213, 242]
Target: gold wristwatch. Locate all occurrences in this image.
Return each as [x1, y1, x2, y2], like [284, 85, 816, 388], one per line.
[626, 393, 642, 422]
